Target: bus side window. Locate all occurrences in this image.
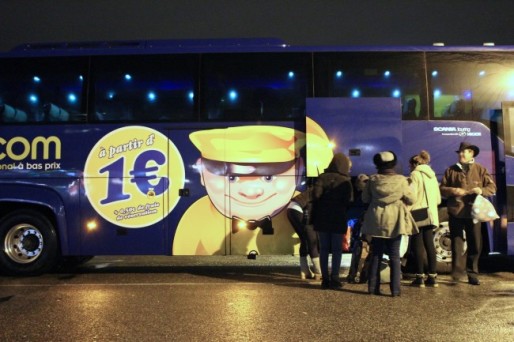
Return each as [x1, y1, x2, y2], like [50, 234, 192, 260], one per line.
[444, 99, 466, 119]
[201, 53, 311, 121]
[94, 95, 134, 122]
[43, 103, 70, 122]
[1, 103, 28, 123]
[427, 52, 514, 124]
[0, 57, 87, 124]
[402, 98, 417, 120]
[313, 51, 428, 120]
[91, 54, 198, 123]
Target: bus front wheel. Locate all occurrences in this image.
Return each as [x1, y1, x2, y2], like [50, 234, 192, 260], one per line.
[0, 210, 59, 276]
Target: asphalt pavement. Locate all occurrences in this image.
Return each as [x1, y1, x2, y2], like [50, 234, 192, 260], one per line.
[0, 254, 513, 342]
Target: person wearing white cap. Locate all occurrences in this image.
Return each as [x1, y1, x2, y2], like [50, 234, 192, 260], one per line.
[361, 151, 418, 297]
[440, 142, 496, 285]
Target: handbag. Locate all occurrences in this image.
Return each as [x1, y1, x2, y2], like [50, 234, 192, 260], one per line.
[471, 194, 499, 223]
[411, 207, 430, 225]
[411, 174, 432, 227]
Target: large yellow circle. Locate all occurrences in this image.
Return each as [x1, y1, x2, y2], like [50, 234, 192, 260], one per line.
[84, 126, 185, 228]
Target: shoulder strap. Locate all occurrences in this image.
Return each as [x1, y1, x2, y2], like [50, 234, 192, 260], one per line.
[419, 173, 428, 207]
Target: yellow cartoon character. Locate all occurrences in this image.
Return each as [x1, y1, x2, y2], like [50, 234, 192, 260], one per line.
[172, 125, 305, 255]
[305, 116, 334, 177]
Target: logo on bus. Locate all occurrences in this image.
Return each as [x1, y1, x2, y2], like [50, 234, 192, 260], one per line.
[84, 126, 185, 228]
[0, 136, 61, 171]
[433, 126, 482, 137]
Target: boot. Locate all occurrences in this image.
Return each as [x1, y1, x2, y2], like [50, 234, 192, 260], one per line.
[411, 274, 425, 287]
[311, 257, 322, 280]
[300, 256, 314, 279]
[426, 273, 439, 287]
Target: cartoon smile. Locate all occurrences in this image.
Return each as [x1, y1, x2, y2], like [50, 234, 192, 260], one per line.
[227, 193, 277, 206]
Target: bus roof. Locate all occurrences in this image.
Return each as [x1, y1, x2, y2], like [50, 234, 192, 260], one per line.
[3, 38, 514, 57]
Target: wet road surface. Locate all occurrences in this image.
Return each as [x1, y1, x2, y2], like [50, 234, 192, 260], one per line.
[1, 255, 513, 341]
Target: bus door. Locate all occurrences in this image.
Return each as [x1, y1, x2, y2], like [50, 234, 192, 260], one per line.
[224, 124, 301, 256]
[169, 127, 228, 256]
[171, 124, 301, 257]
[80, 126, 185, 256]
[501, 102, 514, 255]
[306, 98, 403, 177]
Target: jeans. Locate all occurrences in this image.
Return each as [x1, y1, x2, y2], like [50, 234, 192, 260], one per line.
[449, 215, 482, 279]
[318, 231, 343, 282]
[287, 209, 319, 258]
[368, 235, 402, 295]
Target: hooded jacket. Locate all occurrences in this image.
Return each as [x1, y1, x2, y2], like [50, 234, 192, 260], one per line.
[410, 164, 441, 227]
[312, 153, 353, 233]
[361, 171, 418, 238]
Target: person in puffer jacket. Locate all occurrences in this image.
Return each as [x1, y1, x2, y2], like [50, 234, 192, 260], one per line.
[361, 151, 417, 297]
[312, 152, 353, 290]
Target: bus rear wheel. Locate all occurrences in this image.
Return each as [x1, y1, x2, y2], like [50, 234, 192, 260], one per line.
[433, 207, 467, 274]
[0, 210, 59, 276]
[433, 222, 453, 273]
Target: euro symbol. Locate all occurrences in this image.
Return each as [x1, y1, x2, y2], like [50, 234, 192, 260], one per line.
[129, 150, 169, 196]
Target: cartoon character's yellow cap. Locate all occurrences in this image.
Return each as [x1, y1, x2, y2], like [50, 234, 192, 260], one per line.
[306, 117, 334, 176]
[190, 125, 305, 163]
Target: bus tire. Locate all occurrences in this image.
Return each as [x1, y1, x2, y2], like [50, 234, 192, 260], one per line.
[433, 207, 469, 274]
[434, 207, 452, 273]
[0, 210, 59, 276]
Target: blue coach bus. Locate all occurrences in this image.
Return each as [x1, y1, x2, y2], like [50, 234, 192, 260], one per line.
[0, 38, 513, 275]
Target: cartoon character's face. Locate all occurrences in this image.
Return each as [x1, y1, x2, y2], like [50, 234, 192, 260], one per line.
[199, 159, 298, 220]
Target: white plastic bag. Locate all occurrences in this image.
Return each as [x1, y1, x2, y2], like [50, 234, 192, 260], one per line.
[471, 195, 499, 224]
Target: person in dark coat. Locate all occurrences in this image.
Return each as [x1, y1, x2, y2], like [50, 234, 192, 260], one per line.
[312, 153, 353, 289]
[440, 142, 496, 285]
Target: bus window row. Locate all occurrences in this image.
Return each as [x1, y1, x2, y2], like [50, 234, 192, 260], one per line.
[1, 51, 514, 124]
[0, 57, 86, 123]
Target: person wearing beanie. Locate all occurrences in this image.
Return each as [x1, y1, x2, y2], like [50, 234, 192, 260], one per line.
[408, 150, 441, 288]
[312, 152, 354, 289]
[361, 151, 418, 297]
[440, 142, 496, 285]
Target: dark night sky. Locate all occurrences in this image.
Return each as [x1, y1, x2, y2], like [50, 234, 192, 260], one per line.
[1, 0, 513, 52]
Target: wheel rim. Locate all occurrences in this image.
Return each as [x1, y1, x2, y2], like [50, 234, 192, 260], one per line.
[4, 224, 44, 264]
[433, 221, 467, 264]
[433, 222, 453, 263]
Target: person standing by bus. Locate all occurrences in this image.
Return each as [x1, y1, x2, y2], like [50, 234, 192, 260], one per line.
[312, 152, 353, 289]
[440, 142, 496, 285]
[408, 150, 441, 287]
[361, 151, 417, 297]
[286, 181, 321, 280]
